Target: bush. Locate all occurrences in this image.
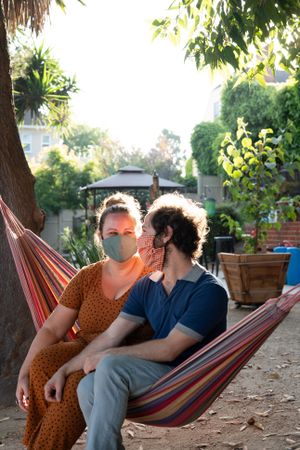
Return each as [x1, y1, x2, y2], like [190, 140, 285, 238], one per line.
[203, 204, 240, 261]
[61, 227, 103, 269]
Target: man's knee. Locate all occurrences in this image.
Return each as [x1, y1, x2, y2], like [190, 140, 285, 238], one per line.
[77, 373, 93, 404]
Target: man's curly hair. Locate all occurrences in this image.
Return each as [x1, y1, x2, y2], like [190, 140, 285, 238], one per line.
[148, 193, 208, 259]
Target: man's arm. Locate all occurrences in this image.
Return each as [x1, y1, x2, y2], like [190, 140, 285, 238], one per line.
[44, 316, 139, 402]
[83, 328, 199, 373]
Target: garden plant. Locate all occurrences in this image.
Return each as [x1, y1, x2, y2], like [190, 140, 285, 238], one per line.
[218, 118, 300, 254]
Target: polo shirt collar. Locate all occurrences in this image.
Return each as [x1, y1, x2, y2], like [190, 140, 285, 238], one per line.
[181, 262, 205, 282]
[149, 262, 205, 283]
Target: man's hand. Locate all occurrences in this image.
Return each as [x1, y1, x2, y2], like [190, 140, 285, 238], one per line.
[16, 374, 30, 412]
[44, 368, 67, 402]
[83, 351, 110, 374]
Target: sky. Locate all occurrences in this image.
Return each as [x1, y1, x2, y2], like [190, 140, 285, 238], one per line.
[42, 0, 221, 154]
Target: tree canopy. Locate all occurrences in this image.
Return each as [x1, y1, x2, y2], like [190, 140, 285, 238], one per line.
[221, 78, 278, 138]
[153, 0, 300, 76]
[65, 127, 184, 182]
[34, 147, 92, 214]
[191, 121, 225, 174]
[275, 73, 300, 157]
[64, 124, 106, 155]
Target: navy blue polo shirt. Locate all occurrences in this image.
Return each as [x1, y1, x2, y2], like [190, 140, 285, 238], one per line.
[119, 263, 228, 366]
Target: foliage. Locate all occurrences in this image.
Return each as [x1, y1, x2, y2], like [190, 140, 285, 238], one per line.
[155, 128, 183, 179]
[12, 43, 78, 131]
[218, 118, 300, 253]
[191, 121, 225, 175]
[122, 129, 183, 181]
[152, 0, 300, 77]
[61, 227, 102, 269]
[3, 0, 85, 34]
[64, 126, 184, 182]
[274, 72, 300, 158]
[185, 157, 194, 178]
[204, 204, 240, 261]
[34, 147, 93, 214]
[64, 124, 106, 155]
[179, 174, 197, 191]
[221, 78, 278, 138]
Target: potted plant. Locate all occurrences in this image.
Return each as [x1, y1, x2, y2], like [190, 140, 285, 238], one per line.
[217, 118, 299, 305]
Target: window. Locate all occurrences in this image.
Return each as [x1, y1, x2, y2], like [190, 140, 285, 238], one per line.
[42, 135, 51, 147]
[21, 134, 32, 153]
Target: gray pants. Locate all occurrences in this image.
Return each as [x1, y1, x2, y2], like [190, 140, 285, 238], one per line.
[77, 355, 173, 450]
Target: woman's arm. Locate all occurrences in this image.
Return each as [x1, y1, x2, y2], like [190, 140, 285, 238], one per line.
[44, 316, 139, 402]
[16, 304, 78, 411]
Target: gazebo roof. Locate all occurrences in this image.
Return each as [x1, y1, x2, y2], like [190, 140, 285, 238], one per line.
[81, 166, 184, 191]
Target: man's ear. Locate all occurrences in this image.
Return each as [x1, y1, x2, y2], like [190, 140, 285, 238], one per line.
[162, 225, 173, 244]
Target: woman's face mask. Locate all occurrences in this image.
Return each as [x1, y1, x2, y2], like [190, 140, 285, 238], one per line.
[137, 233, 165, 271]
[102, 235, 137, 262]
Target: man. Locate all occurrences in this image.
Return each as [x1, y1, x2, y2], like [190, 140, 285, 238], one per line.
[45, 193, 228, 450]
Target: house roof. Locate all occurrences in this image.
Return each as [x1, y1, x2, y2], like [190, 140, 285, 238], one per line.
[81, 166, 184, 191]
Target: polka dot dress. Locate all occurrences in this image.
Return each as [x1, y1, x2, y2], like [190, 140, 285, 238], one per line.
[23, 261, 150, 450]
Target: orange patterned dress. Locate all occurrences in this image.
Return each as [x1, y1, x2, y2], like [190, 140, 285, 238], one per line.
[23, 261, 150, 450]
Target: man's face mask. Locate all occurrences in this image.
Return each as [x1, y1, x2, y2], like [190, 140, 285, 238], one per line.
[137, 233, 165, 271]
[102, 235, 137, 262]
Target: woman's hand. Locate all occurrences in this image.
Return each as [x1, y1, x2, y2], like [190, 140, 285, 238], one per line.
[16, 374, 30, 412]
[44, 368, 67, 402]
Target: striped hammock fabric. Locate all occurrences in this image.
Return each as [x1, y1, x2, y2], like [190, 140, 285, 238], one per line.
[0, 197, 78, 339]
[1, 196, 300, 427]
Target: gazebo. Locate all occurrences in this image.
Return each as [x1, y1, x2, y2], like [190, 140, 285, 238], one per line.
[80, 165, 184, 221]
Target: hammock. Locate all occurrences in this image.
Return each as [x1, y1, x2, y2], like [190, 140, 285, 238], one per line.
[1, 196, 300, 427]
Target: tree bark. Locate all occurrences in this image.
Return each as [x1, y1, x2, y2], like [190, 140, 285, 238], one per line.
[0, 3, 43, 405]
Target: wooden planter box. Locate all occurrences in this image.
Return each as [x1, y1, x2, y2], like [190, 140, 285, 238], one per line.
[219, 253, 291, 305]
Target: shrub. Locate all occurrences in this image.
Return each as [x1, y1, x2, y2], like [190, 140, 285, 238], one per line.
[203, 204, 240, 261]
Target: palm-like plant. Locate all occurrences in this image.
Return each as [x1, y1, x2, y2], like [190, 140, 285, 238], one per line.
[3, 0, 85, 33]
[13, 43, 78, 129]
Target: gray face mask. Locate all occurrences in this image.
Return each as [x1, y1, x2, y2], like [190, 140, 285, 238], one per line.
[102, 235, 137, 262]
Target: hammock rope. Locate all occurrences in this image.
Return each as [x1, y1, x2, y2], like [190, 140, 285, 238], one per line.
[1, 196, 299, 427]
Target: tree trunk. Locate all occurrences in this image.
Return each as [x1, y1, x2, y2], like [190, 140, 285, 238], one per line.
[0, 3, 43, 405]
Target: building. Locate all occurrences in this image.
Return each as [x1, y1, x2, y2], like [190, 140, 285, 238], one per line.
[18, 112, 62, 163]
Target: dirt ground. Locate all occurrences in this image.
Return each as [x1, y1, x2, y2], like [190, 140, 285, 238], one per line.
[1, 282, 299, 450]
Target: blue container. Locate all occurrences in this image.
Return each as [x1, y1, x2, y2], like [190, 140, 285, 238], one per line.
[274, 246, 300, 285]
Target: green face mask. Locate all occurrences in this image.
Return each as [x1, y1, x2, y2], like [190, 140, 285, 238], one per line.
[102, 235, 137, 262]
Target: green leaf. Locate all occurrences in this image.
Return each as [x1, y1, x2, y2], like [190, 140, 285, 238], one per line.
[226, 144, 235, 156]
[152, 28, 162, 42]
[232, 169, 242, 179]
[222, 161, 233, 175]
[236, 128, 244, 140]
[229, 25, 248, 54]
[222, 46, 238, 69]
[233, 156, 244, 168]
[242, 137, 252, 148]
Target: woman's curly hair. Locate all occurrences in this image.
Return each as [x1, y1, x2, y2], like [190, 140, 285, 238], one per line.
[148, 193, 208, 259]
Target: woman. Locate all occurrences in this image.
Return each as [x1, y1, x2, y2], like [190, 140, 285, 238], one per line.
[16, 193, 150, 450]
